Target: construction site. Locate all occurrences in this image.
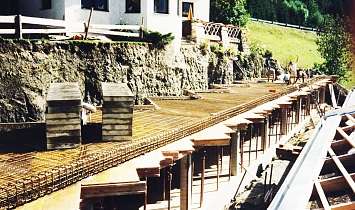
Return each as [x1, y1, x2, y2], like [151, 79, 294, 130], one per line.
[0, 74, 354, 210]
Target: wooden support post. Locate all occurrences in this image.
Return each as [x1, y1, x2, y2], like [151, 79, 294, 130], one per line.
[229, 138, 232, 180]
[255, 124, 259, 159]
[140, 17, 144, 39]
[240, 132, 245, 173]
[162, 168, 166, 200]
[248, 124, 252, 166]
[16, 15, 22, 39]
[268, 115, 272, 148]
[180, 154, 192, 210]
[321, 86, 326, 104]
[295, 96, 301, 124]
[306, 94, 311, 115]
[281, 108, 288, 136]
[217, 146, 220, 190]
[200, 150, 206, 208]
[261, 116, 268, 151]
[230, 130, 240, 176]
[144, 177, 147, 210]
[168, 166, 172, 210]
[275, 110, 279, 143]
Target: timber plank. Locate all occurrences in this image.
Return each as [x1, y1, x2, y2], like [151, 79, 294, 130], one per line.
[81, 181, 146, 198]
[133, 151, 164, 177]
[82, 161, 139, 185]
[46, 83, 81, 101]
[328, 148, 355, 194]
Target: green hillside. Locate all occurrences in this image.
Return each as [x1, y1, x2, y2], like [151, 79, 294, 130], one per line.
[245, 21, 324, 69]
[245, 20, 355, 89]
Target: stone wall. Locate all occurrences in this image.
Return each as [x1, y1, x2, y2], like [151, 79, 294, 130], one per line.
[0, 38, 240, 122]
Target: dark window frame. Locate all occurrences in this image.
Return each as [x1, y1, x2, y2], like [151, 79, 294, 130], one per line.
[41, 0, 52, 10]
[182, 2, 193, 17]
[81, 0, 109, 12]
[154, 0, 169, 14]
[126, 0, 141, 13]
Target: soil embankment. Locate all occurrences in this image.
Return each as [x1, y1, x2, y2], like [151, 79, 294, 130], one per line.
[0, 39, 261, 122]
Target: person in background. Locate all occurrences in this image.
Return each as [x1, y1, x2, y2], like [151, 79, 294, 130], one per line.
[275, 59, 284, 75]
[267, 67, 276, 82]
[288, 55, 298, 83]
[264, 58, 271, 77]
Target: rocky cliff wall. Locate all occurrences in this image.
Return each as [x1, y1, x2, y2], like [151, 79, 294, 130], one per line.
[0, 38, 239, 122]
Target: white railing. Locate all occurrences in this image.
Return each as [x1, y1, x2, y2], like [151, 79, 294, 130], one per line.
[0, 15, 143, 39]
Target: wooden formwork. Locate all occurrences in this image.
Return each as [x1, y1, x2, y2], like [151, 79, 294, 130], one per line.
[0, 77, 328, 209]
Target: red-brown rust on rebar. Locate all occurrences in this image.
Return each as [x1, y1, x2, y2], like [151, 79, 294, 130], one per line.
[0, 76, 327, 209]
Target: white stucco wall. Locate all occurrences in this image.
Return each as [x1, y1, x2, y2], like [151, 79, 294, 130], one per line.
[18, 0, 211, 52]
[64, 0, 122, 24]
[19, 0, 65, 20]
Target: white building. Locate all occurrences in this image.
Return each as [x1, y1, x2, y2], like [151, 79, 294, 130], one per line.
[18, 0, 210, 51]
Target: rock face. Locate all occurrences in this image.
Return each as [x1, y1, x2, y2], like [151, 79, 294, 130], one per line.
[0, 38, 240, 122]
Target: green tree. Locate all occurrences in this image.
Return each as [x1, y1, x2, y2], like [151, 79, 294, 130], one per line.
[210, 0, 250, 26]
[316, 15, 353, 81]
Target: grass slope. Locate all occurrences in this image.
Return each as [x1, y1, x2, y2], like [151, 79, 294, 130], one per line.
[245, 21, 324, 69]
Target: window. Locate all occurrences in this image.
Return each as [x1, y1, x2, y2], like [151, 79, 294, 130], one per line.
[182, 2, 193, 17]
[81, 0, 108, 11]
[126, 0, 140, 13]
[154, 0, 168, 14]
[42, 0, 52, 9]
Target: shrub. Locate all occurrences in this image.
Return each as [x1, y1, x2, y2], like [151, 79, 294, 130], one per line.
[143, 30, 175, 48]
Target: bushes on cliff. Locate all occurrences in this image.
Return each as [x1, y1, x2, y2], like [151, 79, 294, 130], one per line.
[143, 30, 175, 49]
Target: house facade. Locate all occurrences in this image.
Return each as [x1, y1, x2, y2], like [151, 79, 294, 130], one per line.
[17, 0, 210, 51]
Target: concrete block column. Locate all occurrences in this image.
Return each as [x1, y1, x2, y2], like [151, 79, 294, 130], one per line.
[180, 154, 192, 210]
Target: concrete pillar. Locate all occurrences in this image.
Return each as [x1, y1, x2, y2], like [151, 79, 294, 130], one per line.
[180, 154, 192, 210]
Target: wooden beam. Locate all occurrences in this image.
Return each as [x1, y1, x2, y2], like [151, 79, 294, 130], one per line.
[312, 173, 355, 196]
[345, 114, 355, 123]
[332, 139, 352, 153]
[190, 132, 230, 147]
[81, 181, 146, 198]
[314, 179, 331, 210]
[161, 151, 179, 161]
[82, 161, 139, 185]
[322, 153, 355, 174]
[328, 84, 339, 108]
[331, 201, 355, 210]
[134, 151, 163, 178]
[328, 148, 355, 194]
[160, 156, 174, 168]
[336, 127, 355, 148]
[158, 137, 195, 160]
